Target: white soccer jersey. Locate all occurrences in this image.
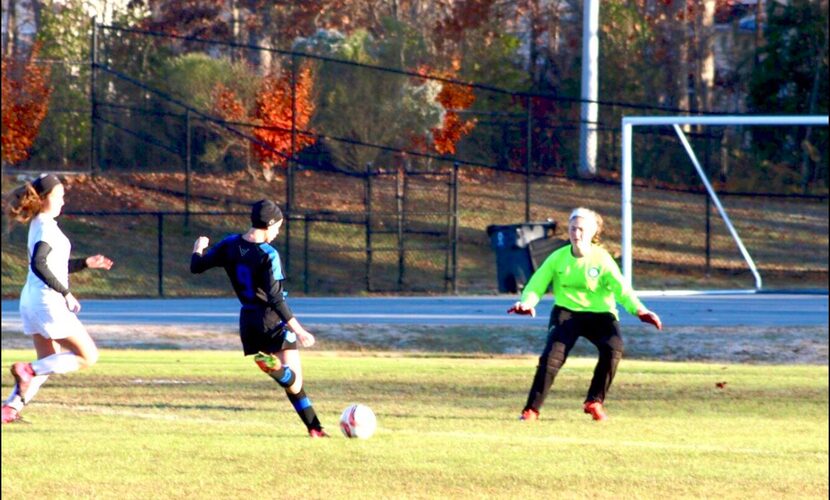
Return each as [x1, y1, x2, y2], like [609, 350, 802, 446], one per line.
[20, 213, 72, 308]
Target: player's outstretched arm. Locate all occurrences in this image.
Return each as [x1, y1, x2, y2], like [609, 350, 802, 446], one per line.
[637, 308, 662, 330]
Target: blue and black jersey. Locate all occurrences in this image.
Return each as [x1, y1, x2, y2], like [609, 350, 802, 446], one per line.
[190, 235, 293, 322]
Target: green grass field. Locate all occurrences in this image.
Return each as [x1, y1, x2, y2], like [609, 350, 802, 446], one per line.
[1, 349, 827, 499]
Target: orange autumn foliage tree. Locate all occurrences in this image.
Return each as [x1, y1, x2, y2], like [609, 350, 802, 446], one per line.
[432, 79, 477, 155]
[415, 65, 477, 156]
[253, 63, 316, 171]
[212, 83, 248, 123]
[211, 63, 316, 177]
[1, 43, 53, 165]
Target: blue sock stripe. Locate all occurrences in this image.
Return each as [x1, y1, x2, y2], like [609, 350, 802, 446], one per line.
[292, 396, 312, 411]
[278, 367, 293, 385]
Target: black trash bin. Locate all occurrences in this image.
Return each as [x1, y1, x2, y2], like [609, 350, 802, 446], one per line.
[486, 220, 560, 293]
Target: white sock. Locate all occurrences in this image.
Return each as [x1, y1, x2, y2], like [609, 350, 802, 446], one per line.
[4, 386, 24, 411]
[32, 352, 80, 375]
[22, 374, 49, 403]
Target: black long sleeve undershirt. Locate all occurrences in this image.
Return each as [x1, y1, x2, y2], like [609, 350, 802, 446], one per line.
[191, 238, 294, 322]
[31, 241, 87, 296]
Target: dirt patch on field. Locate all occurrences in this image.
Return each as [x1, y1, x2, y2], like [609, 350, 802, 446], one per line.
[2, 322, 826, 364]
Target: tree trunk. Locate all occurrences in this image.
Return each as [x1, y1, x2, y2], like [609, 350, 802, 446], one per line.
[698, 0, 716, 114]
[3, 0, 17, 58]
[753, 0, 765, 68]
[800, 33, 827, 194]
[675, 1, 689, 116]
[230, 0, 240, 62]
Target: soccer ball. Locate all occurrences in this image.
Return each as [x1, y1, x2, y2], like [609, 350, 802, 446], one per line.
[339, 403, 377, 439]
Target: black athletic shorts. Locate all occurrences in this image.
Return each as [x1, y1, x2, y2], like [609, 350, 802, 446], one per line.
[239, 305, 298, 356]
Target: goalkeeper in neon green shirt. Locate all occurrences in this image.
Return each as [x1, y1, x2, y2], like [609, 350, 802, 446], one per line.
[508, 207, 662, 421]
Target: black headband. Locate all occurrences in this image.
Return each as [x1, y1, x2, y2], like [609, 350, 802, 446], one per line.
[251, 199, 283, 229]
[32, 174, 61, 196]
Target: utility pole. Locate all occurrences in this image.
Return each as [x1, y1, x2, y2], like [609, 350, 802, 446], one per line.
[578, 0, 600, 177]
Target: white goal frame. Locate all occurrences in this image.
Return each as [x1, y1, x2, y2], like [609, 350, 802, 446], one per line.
[621, 115, 829, 291]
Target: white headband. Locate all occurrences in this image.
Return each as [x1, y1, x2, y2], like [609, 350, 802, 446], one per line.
[569, 207, 596, 222]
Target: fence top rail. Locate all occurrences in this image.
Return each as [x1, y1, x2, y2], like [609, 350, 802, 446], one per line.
[623, 115, 830, 127]
[64, 211, 249, 216]
[60, 210, 456, 218]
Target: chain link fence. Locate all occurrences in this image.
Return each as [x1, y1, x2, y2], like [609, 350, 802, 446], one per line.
[2, 23, 827, 296]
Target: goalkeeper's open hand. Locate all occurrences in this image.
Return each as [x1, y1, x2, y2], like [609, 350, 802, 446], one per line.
[637, 309, 663, 330]
[507, 302, 536, 318]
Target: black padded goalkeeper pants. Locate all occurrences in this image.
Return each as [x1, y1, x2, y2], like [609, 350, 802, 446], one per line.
[524, 306, 624, 412]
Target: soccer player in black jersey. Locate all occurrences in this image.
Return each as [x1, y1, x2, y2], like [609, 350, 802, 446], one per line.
[190, 199, 328, 437]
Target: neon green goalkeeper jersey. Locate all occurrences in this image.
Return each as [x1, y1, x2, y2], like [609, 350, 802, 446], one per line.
[520, 244, 643, 319]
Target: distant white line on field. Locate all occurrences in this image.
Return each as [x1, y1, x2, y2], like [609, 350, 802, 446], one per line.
[33, 402, 260, 426]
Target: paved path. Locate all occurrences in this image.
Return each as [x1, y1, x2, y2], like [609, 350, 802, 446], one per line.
[2, 294, 827, 328]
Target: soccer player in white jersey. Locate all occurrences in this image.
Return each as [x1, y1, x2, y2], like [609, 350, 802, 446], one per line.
[2, 174, 113, 424]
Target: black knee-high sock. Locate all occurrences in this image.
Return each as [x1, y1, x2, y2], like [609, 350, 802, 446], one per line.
[286, 387, 322, 431]
[267, 365, 296, 388]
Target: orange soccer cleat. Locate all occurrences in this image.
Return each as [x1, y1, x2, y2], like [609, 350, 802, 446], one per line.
[1, 405, 21, 424]
[583, 401, 608, 421]
[519, 408, 540, 421]
[309, 428, 330, 438]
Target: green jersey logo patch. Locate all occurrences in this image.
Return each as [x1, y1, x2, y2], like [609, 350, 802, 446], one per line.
[587, 267, 600, 278]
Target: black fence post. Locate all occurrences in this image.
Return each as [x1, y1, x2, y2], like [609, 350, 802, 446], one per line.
[525, 95, 533, 222]
[89, 18, 98, 175]
[157, 213, 164, 297]
[704, 135, 712, 275]
[397, 163, 406, 290]
[365, 162, 373, 292]
[452, 161, 459, 294]
[303, 214, 309, 295]
[444, 163, 452, 293]
[705, 194, 711, 275]
[184, 109, 191, 227]
[285, 55, 298, 278]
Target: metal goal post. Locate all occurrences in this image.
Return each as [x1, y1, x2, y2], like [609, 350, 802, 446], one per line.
[621, 115, 829, 292]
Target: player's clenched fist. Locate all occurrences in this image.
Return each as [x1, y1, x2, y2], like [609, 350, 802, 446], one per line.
[193, 236, 210, 255]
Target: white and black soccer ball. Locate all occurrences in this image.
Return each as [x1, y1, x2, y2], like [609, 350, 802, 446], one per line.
[339, 403, 377, 439]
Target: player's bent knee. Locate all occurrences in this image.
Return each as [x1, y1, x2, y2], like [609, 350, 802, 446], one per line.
[253, 354, 301, 388]
[80, 348, 99, 368]
[545, 344, 566, 370]
[254, 353, 278, 374]
[273, 365, 296, 387]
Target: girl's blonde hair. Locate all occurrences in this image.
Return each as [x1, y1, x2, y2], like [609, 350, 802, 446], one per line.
[6, 182, 46, 224]
[568, 207, 604, 244]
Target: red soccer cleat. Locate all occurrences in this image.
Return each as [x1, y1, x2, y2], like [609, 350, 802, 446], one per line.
[11, 362, 35, 400]
[583, 401, 608, 421]
[309, 428, 330, 438]
[1, 405, 21, 425]
[519, 408, 540, 421]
